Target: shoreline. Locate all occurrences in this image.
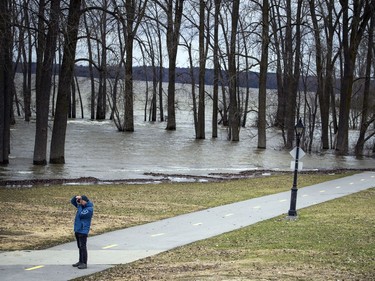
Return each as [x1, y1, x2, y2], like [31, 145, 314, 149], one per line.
[1, 168, 374, 188]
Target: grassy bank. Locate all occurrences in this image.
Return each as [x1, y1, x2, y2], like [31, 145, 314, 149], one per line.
[79, 187, 375, 281]
[0, 172, 351, 250]
[1, 171, 374, 280]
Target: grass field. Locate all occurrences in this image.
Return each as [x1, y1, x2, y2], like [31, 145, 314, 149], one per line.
[1, 171, 374, 280]
[78, 188, 375, 281]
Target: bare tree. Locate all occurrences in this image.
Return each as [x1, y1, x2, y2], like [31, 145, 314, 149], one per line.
[19, 0, 33, 121]
[50, 0, 83, 163]
[33, 0, 61, 165]
[144, 1, 166, 123]
[82, 7, 96, 120]
[227, 0, 240, 141]
[139, 16, 158, 122]
[211, 0, 221, 138]
[112, 0, 148, 131]
[257, 0, 269, 149]
[96, 0, 109, 120]
[269, 0, 285, 130]
[284, 0, 303, 149]
[155, 0, 184, 131]
[309, 0, 330, 150]
[355, 12, 375, 155]
[0, 0, 12, 164]
[196, 0, 209, 139]
[336, 0, 373, 153]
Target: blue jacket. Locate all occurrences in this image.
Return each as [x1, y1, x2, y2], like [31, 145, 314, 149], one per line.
[71, 196, 94, 235]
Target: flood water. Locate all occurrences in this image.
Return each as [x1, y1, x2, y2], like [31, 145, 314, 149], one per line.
[2, 80, 374, 183]
[2, 116, 374, 183]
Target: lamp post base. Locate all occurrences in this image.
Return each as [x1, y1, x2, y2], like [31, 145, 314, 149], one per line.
[286, 215, 298, 221]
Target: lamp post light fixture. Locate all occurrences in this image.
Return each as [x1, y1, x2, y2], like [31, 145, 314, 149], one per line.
[288, 118, 305, 217]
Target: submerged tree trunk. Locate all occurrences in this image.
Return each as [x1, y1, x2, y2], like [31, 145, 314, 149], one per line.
[355, 13, 374, 155]
[212, 0, 220, 138]
[50, 0, 82, 164]
[33, 0, 61, 165]
[164, 0, 184, 131]
[0, 0, 12, 164]
[284, 0, 302, 149]
[123, 0, 135, 131]
[257, 0, 269, 149]
[270, 2, 285, 130]
[336, 0, 372, 154]
[228, 0, 240, 141]
[196, 0, 207, 139]
[310, 0, 330, 150]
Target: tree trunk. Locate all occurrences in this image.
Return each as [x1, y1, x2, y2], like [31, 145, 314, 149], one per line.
[336, 0, 372, 154]
[228, 0, 240, 141]
[310, 0, 330, 149]
[33, 0, 61, 165]
[212, 0, 220, 138]
[283, 0, 296, 149]
[124, 0, 135, 131]
[270, 2, 285, 130]
[0, 0, 12, 164]
[165, 0, 184, 131]
[83, 11, 96, 120]
[22, 0, 32, 121]
[257, 0, 269, 149]
[197, 0, 206, 139]
[50, 0, 82, 164]
[151, 62, 157, 122]
[186, 43, 198, 136]
[355, 13, 374, 155]
[96, 3, 108, 120]
[157, 16, 164, 122]
[286, 0, 302, 149]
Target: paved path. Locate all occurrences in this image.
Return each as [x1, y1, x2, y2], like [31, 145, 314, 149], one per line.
[0, 172, 374, 281]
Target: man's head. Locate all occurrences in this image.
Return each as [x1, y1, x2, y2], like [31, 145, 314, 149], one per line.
[80, 195, 89, 206]
[77, 195, 89, 205]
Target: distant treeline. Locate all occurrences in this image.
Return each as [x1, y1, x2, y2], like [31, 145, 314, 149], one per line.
[19, 63, 321, 91]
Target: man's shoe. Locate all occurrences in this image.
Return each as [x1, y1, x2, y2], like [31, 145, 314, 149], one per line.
[72, 262, 82, 267]
[78, 263, 87, 269]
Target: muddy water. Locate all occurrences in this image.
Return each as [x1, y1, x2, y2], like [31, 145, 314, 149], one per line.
[2, 79, 374, 182]
[2, 116, 374, 183]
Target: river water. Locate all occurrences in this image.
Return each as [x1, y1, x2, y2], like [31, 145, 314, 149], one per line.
[1, 80, 374, 183]
[2, 116, 374, 183]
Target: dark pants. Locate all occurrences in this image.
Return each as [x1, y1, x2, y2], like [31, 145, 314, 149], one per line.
[75, 232, 88, 264]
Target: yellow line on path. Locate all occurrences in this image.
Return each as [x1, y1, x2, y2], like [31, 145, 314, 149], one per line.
[102, 244, 118, 249]
[151, 233, 165, 237]
[25, 265, 44, 271]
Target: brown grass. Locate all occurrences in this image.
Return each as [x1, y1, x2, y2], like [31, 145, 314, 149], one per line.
[79, 188, 375, 281]
[1, 171, 374, 280]
[0, 173, 350, 250]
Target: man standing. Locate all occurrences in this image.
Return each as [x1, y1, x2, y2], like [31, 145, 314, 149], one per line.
[70, 195, 94, 269]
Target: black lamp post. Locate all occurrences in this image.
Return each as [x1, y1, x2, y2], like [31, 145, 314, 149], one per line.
[288, 118, 304, 217]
